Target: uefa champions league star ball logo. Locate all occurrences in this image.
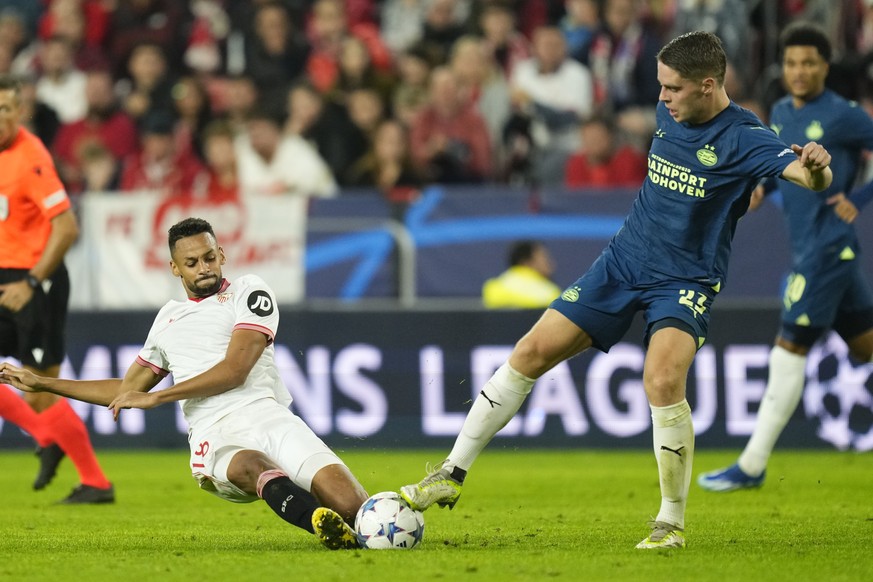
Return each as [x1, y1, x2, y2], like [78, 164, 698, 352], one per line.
[803, 333, 873, 451]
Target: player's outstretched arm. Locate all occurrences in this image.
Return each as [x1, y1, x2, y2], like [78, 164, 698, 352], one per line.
[0, 360, 162, 408]
[111, 329, 268, 417]
[781, 142, 833, 191]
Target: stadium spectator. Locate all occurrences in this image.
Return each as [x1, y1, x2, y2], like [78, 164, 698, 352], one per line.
[285, 81, 366, 186]
[588, 0, 662, 113]
[37, 0, 110, 72]
[18, 76, 60, 148]
[508, 25, 594, 185]
[243, 1, 309, 119]
[346, 87, 386, 142]
[409, 66, 492, 183]
[104, 0, 190, 79]
[0, 217, 368, 550]
[449, 35, 512, 176]
[189, 120, 240, 200]
[564, 115, 647, 189]
[183, 0, 231, 74]
[118, 110, 204, 196]
[39, 0, 111, 50]
[170, 75, 214, 161]
[220, 74, 259, 135]
[401, 30, 834, 551]
[0, 75, 114, 504]
[380, 0, 427, 55]
[699, 22, 873, 493]
[346, 117, 421, 195]
[236, 108, 337, 197]
[327, 36, 396, 107]
[53, 68, 139, 195]
[482, 240, 562, 309]
[391, 46, 432, 126]
[79, 143, 119, 193]
[671, 0, 750, 90]
[34, 36, 87, 124]
[117, 41, 176, 124]
[306, 0, 392, 93]
[0, 9, 34, 75]
[417, 0, 467, 66]
[560, 0, 600, 64]
[478, 1, 531, 80]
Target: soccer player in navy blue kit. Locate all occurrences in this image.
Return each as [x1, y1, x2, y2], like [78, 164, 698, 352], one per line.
[401, 31, 833, 549]
[699, 23, 873, 492]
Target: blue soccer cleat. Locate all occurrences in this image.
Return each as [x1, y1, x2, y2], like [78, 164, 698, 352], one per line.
[697, 463, 765, 492]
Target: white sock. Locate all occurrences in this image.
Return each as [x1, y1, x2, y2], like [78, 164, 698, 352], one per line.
[738, 345, 807, 477]
[447, 363, 535, 471]
[651, 400, 694, 530]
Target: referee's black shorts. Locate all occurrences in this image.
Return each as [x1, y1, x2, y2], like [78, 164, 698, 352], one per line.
[0, 263, 69, 369]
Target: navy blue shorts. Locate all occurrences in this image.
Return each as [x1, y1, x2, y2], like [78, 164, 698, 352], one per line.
[780, 256, 873, 347]
[0, 264, 69, 369]
[550, 253, 716, 352]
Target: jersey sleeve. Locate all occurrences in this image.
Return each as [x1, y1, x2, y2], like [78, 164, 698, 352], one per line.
[839, 101, 873, 151]
[733, 123, 796, 180]
[136, 310, 170, 376]
[24, 136, 70, 220]
[232, 275, 279, 344]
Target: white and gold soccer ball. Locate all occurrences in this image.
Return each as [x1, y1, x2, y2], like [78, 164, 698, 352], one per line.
[354, 491, 425, 549]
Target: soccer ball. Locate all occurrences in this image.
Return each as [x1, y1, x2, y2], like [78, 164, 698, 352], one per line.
[354, 491, 425, 549]
[804, 332, 873, 451]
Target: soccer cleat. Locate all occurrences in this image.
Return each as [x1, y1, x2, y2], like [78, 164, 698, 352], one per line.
[33, 444, 65, 490]
[399, 461, 464, 511]
[312, 507, 359, 550]
[635, 520, 686, 549]
[697, 463, 765, 492]
[59, 483, 115, 504]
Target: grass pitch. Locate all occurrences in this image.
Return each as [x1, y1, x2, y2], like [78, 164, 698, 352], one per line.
[0, 448, 870, 581]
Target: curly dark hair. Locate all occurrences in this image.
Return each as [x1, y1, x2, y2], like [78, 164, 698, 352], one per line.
[168, 218, 216, 252]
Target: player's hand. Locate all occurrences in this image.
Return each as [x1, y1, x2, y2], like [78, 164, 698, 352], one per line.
[108, 391, 159, 421]
[748, 185, 766, 212]
[0, 362, 41, 393]
[827, 192, 859, 224]
[791, 142, 831, 171]
[0, 279, 34, 312]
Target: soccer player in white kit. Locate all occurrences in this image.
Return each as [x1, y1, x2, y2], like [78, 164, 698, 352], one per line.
[0, 218, 368, 550]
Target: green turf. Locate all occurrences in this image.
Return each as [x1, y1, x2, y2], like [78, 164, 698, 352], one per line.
[0, 448, 870, 581]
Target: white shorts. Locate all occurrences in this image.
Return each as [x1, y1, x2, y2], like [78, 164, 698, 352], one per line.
[187, 398, 343, 503]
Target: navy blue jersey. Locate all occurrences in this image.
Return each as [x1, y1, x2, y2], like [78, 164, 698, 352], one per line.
[770, 89, 873, 266]
[609, 101, 795, 289]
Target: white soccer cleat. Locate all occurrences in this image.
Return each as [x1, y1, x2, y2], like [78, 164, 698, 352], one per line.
[400, 461, 464, 511]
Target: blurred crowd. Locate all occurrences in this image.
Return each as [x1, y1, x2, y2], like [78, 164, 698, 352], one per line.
[3, 0, 873, 202]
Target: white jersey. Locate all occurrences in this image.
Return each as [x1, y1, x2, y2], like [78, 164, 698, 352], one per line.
[136, 274, 292, 430]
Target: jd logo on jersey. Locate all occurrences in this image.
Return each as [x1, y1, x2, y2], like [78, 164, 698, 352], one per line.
[247, 290, 274, 316]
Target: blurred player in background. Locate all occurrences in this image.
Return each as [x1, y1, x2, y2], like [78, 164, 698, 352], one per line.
[0, 218, 368, 550]
[482, 240, 562, 309]
[0, 74, 114, 504]
[401, 31, 833, 549]
[699, 23, 873, 492]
